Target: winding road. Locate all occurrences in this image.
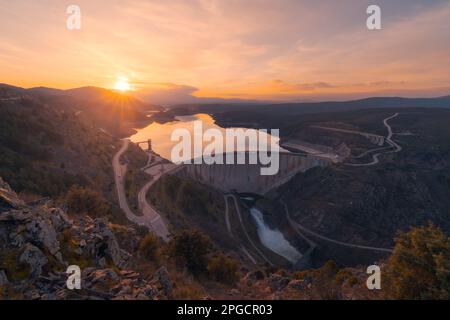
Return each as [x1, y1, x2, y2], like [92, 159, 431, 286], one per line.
[345, 113, 402, 166]
[113, 139, 177, 242]
[282, 201, 393, 253]
[0, 97, 21, 101]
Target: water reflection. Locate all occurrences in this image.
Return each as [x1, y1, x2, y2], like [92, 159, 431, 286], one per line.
[129, 113, 284, 161]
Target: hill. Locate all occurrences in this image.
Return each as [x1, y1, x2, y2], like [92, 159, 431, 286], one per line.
[263, 108, 450, 266]
[0, 84, 163, 136]
[152, 95, 450, 125]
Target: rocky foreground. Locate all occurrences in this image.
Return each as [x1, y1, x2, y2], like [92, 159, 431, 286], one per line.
[1, 176, 382, 300]
[4, 174, 444, 300]
[0, 177, 172, 300]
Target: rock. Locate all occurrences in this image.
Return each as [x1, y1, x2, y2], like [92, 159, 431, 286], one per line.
[0, 270, 9, 286]
[19, 244, 48, 278]
[135, 293, 149, 300]
[82, 267, 96, 277]
[245, 269, 266, 281]
[25, 209, 62, 259]
[268, 274, 290, 291]
[41, 293, 58, 300]
[156, 267, 173, 297]
[229, 288, 240, 295]
[142, 285, 158, 298]
[0, 177, 25, 210]
[120, 270, 139, 278]
[88, 269, 119, 284]
[98, 257, 107, 267]
[25, 289, 41, 300]
[10, 233, 25, 248]
[116, 286, 132, 296]
[86, 218, 130, 268]
[287, 279, 308, 291]
[0, 178, 165, 301]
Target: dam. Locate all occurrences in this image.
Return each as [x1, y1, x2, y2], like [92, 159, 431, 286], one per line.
[130, 113, 333, 194]
[177, 152, 331, 195]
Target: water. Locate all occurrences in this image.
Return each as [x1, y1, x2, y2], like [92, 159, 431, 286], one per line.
[129, 113, 285, 161]
[250, 207, 302, 264]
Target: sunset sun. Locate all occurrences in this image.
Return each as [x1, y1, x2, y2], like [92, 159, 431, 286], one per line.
[113, 77, 131, 92]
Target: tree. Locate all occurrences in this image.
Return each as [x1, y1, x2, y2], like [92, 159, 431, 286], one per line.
[384, 224, 450, 299]
[207, 254, 240, 284]
[139, 233, 160, 262]
[168, 229, 213, 275]
[65, 186, 111, 217]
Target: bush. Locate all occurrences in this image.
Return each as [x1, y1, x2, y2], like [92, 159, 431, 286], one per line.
[384, 224, 450, 300]
[139, 234, 160, 262]
[66, 186, 111, 217]
[169, 230, 213, 275]
[207, 254, 240, 284]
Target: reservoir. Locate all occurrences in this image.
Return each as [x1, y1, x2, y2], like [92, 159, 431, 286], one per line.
[129, 113, 285, 161]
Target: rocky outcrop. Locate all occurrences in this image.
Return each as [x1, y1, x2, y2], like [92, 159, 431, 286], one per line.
[0, 270, 8, 286]
[19, 244, 48, 279]
[0, 177, 165, 300]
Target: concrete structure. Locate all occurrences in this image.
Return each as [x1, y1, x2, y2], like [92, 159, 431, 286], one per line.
[281, 140, 351, 163]
[136, 139, 152, 151]
[311, 125, 385, 146]
[177, 152, 331, 195]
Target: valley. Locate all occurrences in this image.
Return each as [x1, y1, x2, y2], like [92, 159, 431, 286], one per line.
[1, 84, 450, 299]
[2, 0, 450, 302]
[122, 100, 450, 269]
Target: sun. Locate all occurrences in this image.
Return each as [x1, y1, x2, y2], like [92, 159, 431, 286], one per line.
[113, 77, 131, 92]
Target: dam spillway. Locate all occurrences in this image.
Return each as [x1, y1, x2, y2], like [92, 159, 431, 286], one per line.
[177, 152, 331, 195]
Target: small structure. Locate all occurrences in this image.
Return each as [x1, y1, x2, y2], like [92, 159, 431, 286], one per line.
[136, 139, 152, 152]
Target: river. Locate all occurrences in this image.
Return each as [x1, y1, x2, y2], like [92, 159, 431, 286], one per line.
[250, 207, 302, 264]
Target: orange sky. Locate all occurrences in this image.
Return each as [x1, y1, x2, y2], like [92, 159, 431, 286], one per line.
[1, 0, 450, 102]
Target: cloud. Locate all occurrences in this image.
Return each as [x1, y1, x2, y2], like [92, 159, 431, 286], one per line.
[134, 83, 200, 105]
[294, 82, 335, 90]
[0, 0, 449, 99]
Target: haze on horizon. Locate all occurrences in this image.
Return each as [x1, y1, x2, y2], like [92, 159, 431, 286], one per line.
[1, 0, 450, 104]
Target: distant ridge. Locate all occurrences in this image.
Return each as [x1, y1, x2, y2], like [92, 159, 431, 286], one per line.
[170, 95, 450, 115]
[0, 83, 163, 136]
[1, 83, 449, 115]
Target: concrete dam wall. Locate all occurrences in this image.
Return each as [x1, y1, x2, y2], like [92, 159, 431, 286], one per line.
[177, 152, 331, 195]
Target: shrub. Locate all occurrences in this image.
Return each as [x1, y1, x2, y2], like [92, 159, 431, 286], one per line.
[0, 249, 31, 281]
[207, 254, 240, 284]
[384, 224, 450, 300]
[66, 186, 111, 217]
[139, 234, 161, 262]
[169, 229, 213, 275]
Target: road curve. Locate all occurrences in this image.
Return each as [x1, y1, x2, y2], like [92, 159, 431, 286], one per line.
[282, 201, 393, 253]
[112, 139, 172, 242]
[222, 195, 259, 264]
[345, 113, 401, 167]
[137, 162, 181, 241]
[0, 97, 21, 101]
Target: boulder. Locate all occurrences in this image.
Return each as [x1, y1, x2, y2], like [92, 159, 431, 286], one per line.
[0, 177, 25, 210]
[287, 279, 308, 291]
[0, 270, 9, 286]
[19, 244, 48, 279]
[268, 274, 290, 291]
[156, 266, 173, 297]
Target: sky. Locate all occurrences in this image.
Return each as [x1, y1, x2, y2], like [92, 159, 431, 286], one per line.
[1, 0, 450, 103]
